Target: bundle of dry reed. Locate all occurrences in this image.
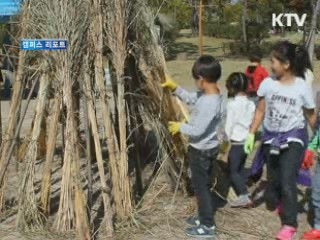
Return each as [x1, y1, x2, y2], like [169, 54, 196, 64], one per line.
[0, 0, 190, 238]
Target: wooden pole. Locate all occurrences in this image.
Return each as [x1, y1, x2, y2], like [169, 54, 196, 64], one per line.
[199, 0, 204, 55]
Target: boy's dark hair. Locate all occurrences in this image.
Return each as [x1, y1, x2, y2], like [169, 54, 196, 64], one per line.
[226, 72, 249, 98]
[192, 55, 221, 83]
[249, 52, 263, 63]
[272, 40, 310, 78]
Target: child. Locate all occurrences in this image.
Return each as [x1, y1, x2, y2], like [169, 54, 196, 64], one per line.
[303, 131, 320, 240]
[245, 52, 269, 102]
[244, 41, 316, 240]
[162, 55, 224, 238]
[225, 72, 256, 208]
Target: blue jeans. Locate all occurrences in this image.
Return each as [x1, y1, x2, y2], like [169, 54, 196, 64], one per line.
[312, 161, 320, 230]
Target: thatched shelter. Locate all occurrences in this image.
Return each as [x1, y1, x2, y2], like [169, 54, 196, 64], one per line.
[0, 0, 188, 239]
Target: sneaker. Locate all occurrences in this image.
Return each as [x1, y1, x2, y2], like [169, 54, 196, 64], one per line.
[185, 224, 216, 238]
[276, 225, 297, 240]
[230, 194, 253, 208]
[186, 216, 200, 226]
[303, 229, 320, 240]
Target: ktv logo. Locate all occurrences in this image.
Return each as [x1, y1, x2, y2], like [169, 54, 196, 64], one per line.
[272, 13, 307, 27]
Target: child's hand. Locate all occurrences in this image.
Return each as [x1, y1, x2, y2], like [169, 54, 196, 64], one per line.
[244, 133, 255, 154]
[302, 149, 316, 170]
[161, 75, 178, 91]
[168, 121, 182, 135]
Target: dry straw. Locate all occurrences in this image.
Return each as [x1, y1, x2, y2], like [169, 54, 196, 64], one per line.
[0, 0, 189, 239]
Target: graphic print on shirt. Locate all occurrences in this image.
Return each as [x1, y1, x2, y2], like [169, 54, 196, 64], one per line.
[267, 93, 296, 130]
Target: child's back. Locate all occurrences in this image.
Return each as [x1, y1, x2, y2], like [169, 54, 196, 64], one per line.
[176, 87, 224, 150]
[225, 95, 255, 142]
[225, 72, 255, 208]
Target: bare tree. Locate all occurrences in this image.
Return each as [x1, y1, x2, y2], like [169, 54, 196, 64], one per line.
[306, 0, 320, 63]
[242, 0, 248, 49]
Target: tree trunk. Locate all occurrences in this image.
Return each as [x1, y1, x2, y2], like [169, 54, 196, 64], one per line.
[242, 0, 248, 48]
[306, 0, 320, 63]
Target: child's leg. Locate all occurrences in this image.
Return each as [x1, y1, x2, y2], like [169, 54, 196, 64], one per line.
[279, 142, 304, 228]
[264, 145, 281, 210]
[312, 161, 320, 230]
[188, 146, 218, 227]
[228, 144, 248, 196]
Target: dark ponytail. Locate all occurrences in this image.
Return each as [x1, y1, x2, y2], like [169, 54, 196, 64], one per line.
[226, 72, 249, 98]
[272, 41, 311, 79]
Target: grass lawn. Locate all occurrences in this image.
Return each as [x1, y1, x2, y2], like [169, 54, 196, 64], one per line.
[167, 32, 320, 91]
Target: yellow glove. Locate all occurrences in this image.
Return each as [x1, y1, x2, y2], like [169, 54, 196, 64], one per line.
[161, 75, 178, 91]
[168, 121, 182, 135]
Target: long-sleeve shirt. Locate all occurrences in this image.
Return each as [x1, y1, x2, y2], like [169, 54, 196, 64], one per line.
[174, 87, 225, 150]
[225, 96, 256, 142]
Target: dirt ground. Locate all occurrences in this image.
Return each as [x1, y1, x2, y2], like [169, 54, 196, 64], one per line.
[1, 33, 320, 240]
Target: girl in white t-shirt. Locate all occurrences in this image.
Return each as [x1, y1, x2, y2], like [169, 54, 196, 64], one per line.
[244, 41, 316, 240]
[225, 72, 256, 208]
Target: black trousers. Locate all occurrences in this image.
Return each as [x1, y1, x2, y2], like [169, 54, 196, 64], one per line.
[188, 145, 219, 227]
[263, 142, 304, 228]
[228, 144, 248, 196]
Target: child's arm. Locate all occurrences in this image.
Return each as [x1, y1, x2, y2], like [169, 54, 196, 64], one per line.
[162, 76, 199, 106]
[304, 108, 317, 130]
[180, 97, 220, 137]
[303, 83, 317, 130]
[174, 87, 199, 106]
[249, 98, 265, 134]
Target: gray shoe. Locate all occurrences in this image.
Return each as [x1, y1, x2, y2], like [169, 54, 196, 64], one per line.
[230, 194, 253, 208]
[185, 224, 216, 238]
[186, 216, 200, 226]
